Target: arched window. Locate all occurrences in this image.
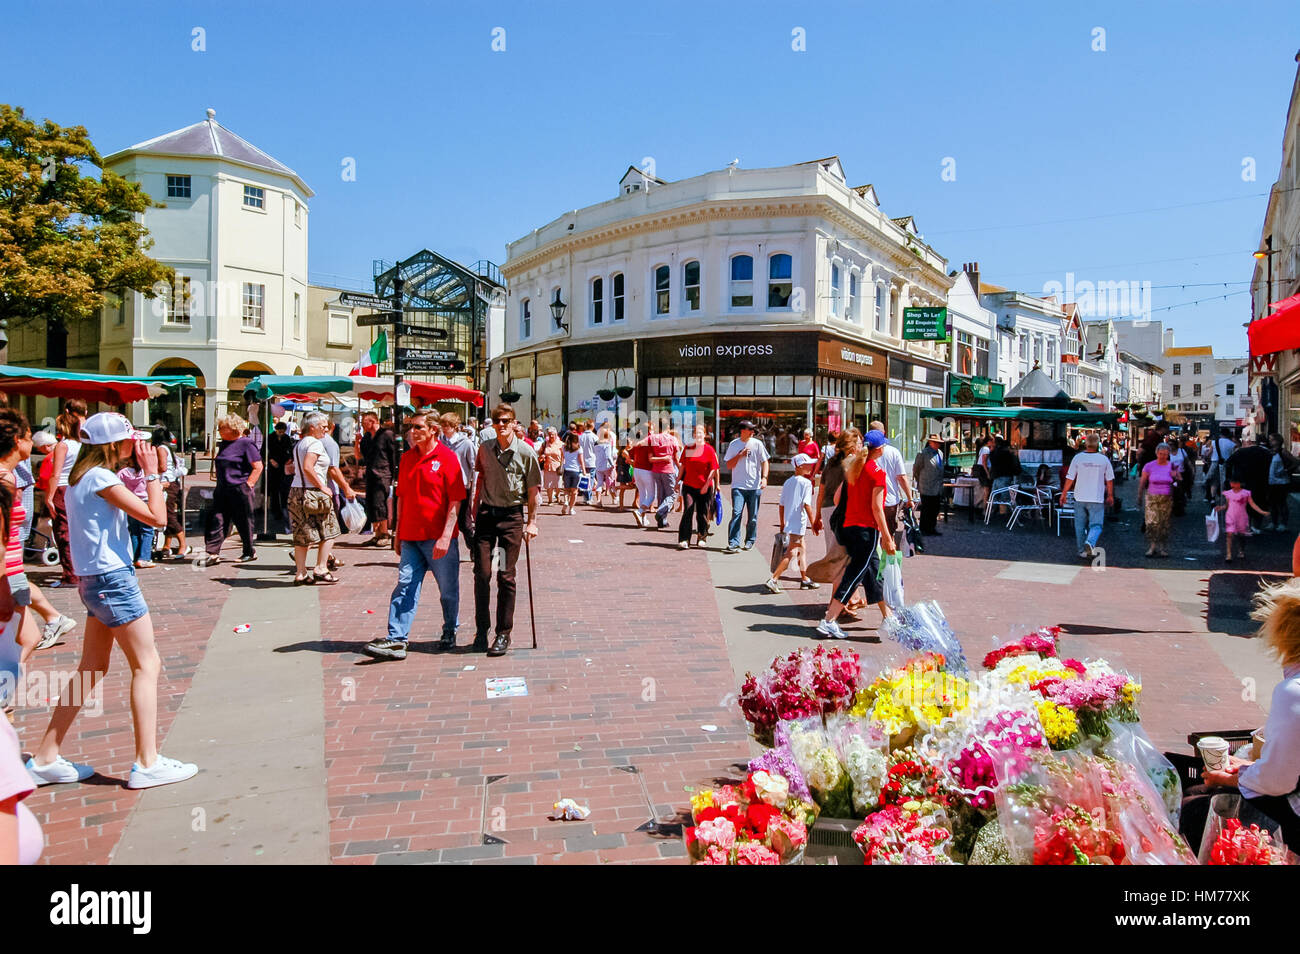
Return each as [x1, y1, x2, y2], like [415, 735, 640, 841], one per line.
[612, 273, 625, 321]
[830, 264, 841, 317]
[888, 287, 899, 336]
[874, 283, 886, 332]
[683, 260, 700, 312]
[654, 265, 670, 315]
[767, 254, 792, 309]
[847, 272, 857, 322]
[730, 254, 753, 309]
[520, 298, 532, 339]
[591, 277, 603, 325]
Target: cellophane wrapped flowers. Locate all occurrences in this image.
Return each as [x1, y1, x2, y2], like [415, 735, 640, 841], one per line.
[853, 805, 954, 865]
[982, 626, 1061, 670]
[850, 653, 971, 748]
[881, 601, 970, 673]
[738, 646, 861, 746]
[779, 718, 855, 818]
[826, 713, 890, 814]
[1207, 819, 1289, 865]
[685, 771, 813, 865]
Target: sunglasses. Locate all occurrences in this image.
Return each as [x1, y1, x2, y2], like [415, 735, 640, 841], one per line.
[494, 418, 514, 426]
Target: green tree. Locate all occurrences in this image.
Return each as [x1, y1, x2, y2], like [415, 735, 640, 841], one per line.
[0, 103, 171, 331]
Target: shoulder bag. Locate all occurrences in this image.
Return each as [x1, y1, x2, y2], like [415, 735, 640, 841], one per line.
[296, 440, 333, 516]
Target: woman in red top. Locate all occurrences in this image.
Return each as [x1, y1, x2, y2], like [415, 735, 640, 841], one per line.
[817, 429, 896, 639]
[630, 436, 655, 527]
[676, 424, 719, 549]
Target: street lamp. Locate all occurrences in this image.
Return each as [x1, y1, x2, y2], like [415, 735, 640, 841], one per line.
[550, 290, 568, 333]
[1254, 236, 1279, 312]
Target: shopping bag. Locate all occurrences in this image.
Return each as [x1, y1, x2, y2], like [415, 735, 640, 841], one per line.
[880, 551, 905, 610]
[340, 498, 366, 533]
[577, 473, 592, 494]
[713, 490, 722, 525]
[770, 531, 789, 573]
[1205, 514, 1220, 543]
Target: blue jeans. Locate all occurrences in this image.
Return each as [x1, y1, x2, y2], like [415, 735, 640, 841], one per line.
[728, 488, 762, 548]
[127, 517, 153, 564]
[387, 537, 460, 642]
[1074, 500, 1106, 551]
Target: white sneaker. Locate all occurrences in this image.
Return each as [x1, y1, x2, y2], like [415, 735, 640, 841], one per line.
[816, 618, 847, 639]
[678, 541, 690, 550]
[128, 754, 198, 790]
[27, 755, 94, 786]
[764, 578, 781, 594]
[632, 511, 645, 528]
[38, 615, 76, 649]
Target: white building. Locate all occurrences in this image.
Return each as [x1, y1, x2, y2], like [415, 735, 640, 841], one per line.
[99, 109, 320, 443]
[946, 264, 1000, 401]
[1163, 340, 1216, 425]
[1116, 351, 1163, 406]
[495, 158, 954, 466]
[1215, 357, 1251, 431]
[982, 283, 1066, 393]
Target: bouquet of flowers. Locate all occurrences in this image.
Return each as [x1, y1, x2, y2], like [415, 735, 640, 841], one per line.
[1082, 754, 1195, 865]
[778, 717, 855, 818]
[944, 709, 1047, 811]
[994, 751, 1125, 865]
[850, 654, 972, 748]
[738, 646, 861, 745]
[748, 743, 811, 803]
[1101, 721, 1181, 826]
[685, 771, 814, 865]
[877, 747, 955, 814]
[826, 712, 890, 814]
[853, 805, 954, 865]
[982, 626, 1061, 670]
[1206, 819, 1290, 865]
[1041, 671, 1141, 740]
[881, 601, 969, 674]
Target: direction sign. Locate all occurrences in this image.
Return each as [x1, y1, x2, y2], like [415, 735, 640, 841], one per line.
[395, 323, 448, 340]
[401, 359, 466, 373]
[355, 311, 402, 327]
[397, 347, 458, 362]
[338, 291, 395, 310]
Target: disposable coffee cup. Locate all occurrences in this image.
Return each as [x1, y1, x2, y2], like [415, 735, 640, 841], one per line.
[1251, 729, 1266, 761]
[1198, 736, 1230, 771]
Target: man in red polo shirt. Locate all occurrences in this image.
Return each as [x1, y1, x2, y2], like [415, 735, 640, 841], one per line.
[362, 412, 466, 661]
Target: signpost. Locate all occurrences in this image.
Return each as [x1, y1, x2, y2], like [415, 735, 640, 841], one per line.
[395, 323, 448, 340]
[400, 359, 466, 373]
[396, 347, 458, 362]
[902, 306, 950, 342]
[338, 291, 395, 310]
[355, 311, 402, 327]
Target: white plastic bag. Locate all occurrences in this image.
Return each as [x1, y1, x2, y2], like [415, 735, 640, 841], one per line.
[340, 498, 366, 534]
[1205, 514, 1220, 543]
[881, 551, 905, 610]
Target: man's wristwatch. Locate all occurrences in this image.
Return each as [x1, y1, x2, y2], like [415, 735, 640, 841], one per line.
[145, 474, 161, 482]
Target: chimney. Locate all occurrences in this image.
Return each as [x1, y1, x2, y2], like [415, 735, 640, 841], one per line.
[963, 261, 980, 292]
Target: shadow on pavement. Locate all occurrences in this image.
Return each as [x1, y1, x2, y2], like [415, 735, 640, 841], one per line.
[1206, 571, 1285, 636]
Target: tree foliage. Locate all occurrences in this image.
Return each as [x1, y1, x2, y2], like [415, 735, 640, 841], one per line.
[0, 103, 171, 330]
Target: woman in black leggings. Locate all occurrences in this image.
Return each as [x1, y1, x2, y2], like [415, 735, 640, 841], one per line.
[676, 424, 719, 550]
[816, 429, 897, 640]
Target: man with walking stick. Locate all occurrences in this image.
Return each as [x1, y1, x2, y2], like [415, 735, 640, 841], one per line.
[472, 403, 541, 657]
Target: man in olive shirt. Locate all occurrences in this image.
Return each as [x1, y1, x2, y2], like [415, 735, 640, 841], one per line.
[473, 403, 541, 656]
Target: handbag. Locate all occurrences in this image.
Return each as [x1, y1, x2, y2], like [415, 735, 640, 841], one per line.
[296, 441, 332, 516]
[770, 531, 789, 573]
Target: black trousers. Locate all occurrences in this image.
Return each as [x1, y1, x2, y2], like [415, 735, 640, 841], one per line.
[919, 495, 941, 534]
[205, 483, 255, 557]
[833, 525, 883, 606]
[678, 485, 713, 542]
[473, 505, 524, 640]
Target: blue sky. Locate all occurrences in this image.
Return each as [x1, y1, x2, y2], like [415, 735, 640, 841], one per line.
[4, 0, 1298, 355]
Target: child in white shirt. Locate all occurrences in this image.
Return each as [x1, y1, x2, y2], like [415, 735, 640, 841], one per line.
[766, 454, 820, 592]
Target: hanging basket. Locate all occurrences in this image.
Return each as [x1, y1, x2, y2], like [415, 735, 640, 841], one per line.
[499, 391, 522, 404]
[615, 385, 636, 399]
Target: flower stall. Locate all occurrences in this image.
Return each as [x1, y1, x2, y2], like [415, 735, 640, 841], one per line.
[685, 605, 1293, 865]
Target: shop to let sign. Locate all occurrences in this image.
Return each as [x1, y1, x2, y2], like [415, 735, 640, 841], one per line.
[902, 306, 949, 341]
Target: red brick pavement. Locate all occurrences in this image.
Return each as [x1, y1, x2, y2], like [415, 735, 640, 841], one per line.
[12, 561, 231, 864]
[13, 481, 1273, 864]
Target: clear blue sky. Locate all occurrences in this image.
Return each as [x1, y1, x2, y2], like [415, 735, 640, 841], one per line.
[4, 0, 1298, 355]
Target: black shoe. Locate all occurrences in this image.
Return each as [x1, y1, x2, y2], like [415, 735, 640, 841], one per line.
[487, 634, 510, 657]
[236, 552, 257, 563]
[361, 637, 407, 660]
[472, 634, 490, 652]
[438, 632, 457, 651]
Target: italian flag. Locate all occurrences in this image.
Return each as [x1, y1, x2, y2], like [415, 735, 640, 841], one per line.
[349, 331, 388, 377]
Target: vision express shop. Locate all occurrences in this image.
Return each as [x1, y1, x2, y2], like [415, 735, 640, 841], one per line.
[638, 331, 887, 478]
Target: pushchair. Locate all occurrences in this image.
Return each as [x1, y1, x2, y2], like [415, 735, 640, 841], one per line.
[23, 526, 60, 566]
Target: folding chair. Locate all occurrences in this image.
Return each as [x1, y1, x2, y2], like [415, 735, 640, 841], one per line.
[1055, 491, 1076, 536]
[983, 484, 1017, 525]
[1007, 487, 1046, 529]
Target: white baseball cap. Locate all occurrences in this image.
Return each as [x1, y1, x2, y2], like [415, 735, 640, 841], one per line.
[791, 453, 817, 468]
[79, 412, 149, 445]
[31, 430, 57, 449]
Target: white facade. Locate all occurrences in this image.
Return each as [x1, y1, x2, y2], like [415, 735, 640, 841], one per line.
[982, 287, 1066, 392]
[946, 268, 997, 382]
[1117, 351, 1163, 406]
[99, 109, 319, 442]
[502, 160, 949, 356]
[1215, 357, 1251, 424]
[1163, 343, 1216, 418]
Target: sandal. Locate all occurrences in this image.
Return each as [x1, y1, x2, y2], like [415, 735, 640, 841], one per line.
[327, 556, 344, 570]
[312, 570, 340, 584]
[294, 574, 315, 585]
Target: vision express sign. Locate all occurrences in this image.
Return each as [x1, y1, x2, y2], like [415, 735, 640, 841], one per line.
[641, 332, 817, 372]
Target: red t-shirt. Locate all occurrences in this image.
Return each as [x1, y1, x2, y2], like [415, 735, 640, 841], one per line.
[797, 438, 821, 476]
[646, 432, 677, 474]
[680, 445, 720, 490]
[843, 460, 886, 529]
[631, 442, 652, 470]
[395, 441, 466, 542]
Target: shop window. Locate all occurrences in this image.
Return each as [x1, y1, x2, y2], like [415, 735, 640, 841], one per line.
[735, 375, 755, 395]
[654, 265, 670, 315]
[716, 374, 735, 395]
[755, 376, 774, 395]
[612, 273, 625, 321]
[795, 375, 813, 395]
[730, 255, 754, 308]
[768, 253, 792, 309]
[591, 277, 603, 325]
[775, 375, 794, 395]
[683, 260, 700, 312]
[673, 376, 686, 395]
